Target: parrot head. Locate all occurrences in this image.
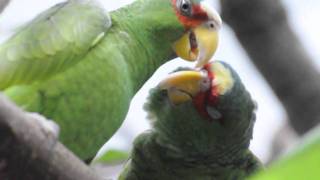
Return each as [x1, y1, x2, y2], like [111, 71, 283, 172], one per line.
[122, 0, 221, 69]
[145, 61, 255, 154]
[172, 0, 222, 67]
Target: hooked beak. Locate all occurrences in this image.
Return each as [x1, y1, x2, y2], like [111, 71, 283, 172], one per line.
[158, 70, 205, 105]
[173, 3, 222, 68]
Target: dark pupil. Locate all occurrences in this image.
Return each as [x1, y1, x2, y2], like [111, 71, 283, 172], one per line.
[182, 3, 190, 11]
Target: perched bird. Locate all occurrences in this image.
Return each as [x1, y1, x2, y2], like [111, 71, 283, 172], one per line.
[0, 0, 221, 160]
[119, 61, 262, 180]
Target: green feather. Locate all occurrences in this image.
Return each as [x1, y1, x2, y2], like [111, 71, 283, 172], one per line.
[0, 1, 110, 89]
[120, 61, 263, 180]
[1, 0, 184, 160]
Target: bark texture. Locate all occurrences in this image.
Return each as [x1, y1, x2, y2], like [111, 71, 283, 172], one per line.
[0, 0, 10, 14]
[0, 95, 103, 180]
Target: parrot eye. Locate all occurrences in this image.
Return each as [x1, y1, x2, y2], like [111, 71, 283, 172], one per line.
[209, 22, 215, 29]
[206, 20, 222, 30]
[201, 78, 211, 91]
[178, 0, 192, 17]
[206, 20, 218, 30]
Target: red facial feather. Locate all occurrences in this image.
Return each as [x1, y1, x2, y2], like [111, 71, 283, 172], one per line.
[192, 5, 209, 21]
[172, 0, 208, 28]
[192, 63, 219, 121]
[204, 64, 219, 106]
[193, 92, 209, 119]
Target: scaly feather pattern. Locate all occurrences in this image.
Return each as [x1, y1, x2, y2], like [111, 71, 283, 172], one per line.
[0, 1, 110, 89]
[1, 0, 185, 159]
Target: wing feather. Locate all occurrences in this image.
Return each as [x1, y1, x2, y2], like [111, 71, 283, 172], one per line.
[0, 0, 111, 90]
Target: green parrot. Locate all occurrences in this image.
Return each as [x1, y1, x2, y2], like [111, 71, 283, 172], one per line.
[119, 61, 263, 180]
[0, 0, 221, 160]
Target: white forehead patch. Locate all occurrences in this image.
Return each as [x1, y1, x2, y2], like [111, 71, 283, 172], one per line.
[211, 62, 234, 95]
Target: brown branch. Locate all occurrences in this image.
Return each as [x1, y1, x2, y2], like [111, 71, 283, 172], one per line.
[0, 0, 10, 14]
[220, 0, 320, 134]
[0, 95, 104, 180]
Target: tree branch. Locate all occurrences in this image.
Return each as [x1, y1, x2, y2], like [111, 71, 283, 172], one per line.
[0, 0, 10, 14]
[0, 95, 103, 180]
[220, 0, 320, 134]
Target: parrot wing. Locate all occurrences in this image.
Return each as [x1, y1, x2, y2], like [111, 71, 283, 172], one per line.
[0, 0, 111, 90]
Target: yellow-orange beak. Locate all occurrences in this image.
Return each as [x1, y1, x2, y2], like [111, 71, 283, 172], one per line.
[158, 61, 235, 105]
[173, 3, 222, 68]
[158, 70, 205, 105]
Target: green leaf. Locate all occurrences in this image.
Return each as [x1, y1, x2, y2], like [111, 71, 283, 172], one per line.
[250, 126, 320, 180]
[93, 150, 129, 165]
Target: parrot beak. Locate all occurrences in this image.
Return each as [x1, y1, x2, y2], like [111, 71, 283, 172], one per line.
[158, 70, 206, 105]
[193, 24, 219, 68]
[173, 3, 221, 68]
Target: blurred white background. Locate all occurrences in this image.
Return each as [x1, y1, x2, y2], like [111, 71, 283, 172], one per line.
[0, 0, 319, 165]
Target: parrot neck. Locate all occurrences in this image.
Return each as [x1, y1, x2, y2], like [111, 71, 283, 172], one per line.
[152, 104, 252, 166]
[155, 130, 251, 167]
[110, 0, 185, 92]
